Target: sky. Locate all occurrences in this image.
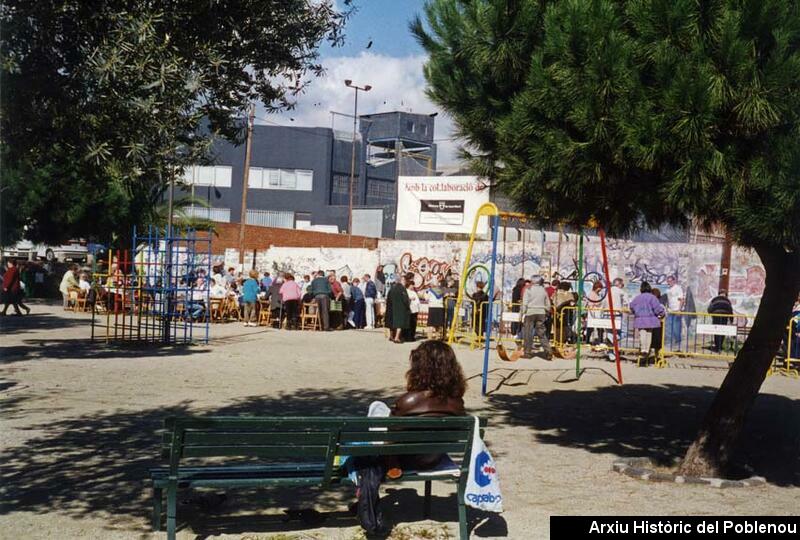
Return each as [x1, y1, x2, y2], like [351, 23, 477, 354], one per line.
[262, 0, 461, 167]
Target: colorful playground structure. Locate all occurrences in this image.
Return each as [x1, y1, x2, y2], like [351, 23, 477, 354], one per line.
[90, 226, 211, 345]
[446, 203, 800, 394]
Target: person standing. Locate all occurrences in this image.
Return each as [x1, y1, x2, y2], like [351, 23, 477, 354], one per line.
[375, 265, 386, 297]
[404, 276, 420, 342]
[521, 278, 552, 359]
[610, 278, 628, 309]
[279, 274, 302, 329]
[362, 274, 377, 329]
[629, 281, 667, 363]
[424, 277, 446, 340]
[309, 270, 332, 331]
[470, 281, 489, 335]
[59, 264, 80, 310]
[328, 273, 344, 328]
[268, 274, 284, 327]
[224, 267, 236, 286]
[2, 259, 27, 315]
[666, 275, 685, 350]
[300, 274, 312, 297]
[586, 280, 608, 344]
[387, 274, 410, 343]
[340, 275, 352, 327]
[242, 270, 260, 327]
[260, 271, 273, 292]
[350, 277, 366, 328]
[510, 278, 526, 337]
[707, 290, 734, 352]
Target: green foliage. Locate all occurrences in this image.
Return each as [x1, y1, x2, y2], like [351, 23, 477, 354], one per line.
[414, 0, 800, 249]
[1, 1, 349, 245]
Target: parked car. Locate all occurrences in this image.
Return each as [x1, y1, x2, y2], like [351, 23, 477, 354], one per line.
[1, 240, 89, 262]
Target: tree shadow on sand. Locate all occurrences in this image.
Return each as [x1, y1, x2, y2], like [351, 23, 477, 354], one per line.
[0, 386, 507, 537]
[485, 383, 800, 486]
[0, 338, 210, 364]
[0, 312, 90, 336]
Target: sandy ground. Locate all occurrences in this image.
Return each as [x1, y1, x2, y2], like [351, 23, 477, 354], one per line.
[1, 303, 798, 540]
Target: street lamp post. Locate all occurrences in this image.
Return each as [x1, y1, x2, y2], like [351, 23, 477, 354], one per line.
[344, 79, 371, 246]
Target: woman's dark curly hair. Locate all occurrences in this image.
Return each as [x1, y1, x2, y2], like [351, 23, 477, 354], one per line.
[406, 340, 466, 399]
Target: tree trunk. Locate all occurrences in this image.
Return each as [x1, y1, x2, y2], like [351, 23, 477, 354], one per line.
[679, 244, 800, 477]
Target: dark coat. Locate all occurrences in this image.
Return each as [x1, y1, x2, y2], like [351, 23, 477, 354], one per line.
[387, 283, 410, 330]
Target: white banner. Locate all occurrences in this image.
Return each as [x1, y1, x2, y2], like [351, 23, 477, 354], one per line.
[696, 323, 738, 336]
[396, 176, 490, 234]
[586, 318, 615, 329]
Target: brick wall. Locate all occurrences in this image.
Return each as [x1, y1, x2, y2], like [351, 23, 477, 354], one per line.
[202, 223, 379, 253]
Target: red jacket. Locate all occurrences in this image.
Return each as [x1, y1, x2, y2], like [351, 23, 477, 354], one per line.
[2, 266, 20, 293]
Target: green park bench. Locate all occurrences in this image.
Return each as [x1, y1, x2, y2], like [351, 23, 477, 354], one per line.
[148, 415, 487, 540]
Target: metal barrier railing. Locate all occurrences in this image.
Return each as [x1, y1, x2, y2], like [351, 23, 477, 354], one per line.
[471, 300, 514, 350]
[450, 294, 798, 376]
[446, 297, 478, 347]
[778, 315, 800, 377]
[498, 302, 523, 347]
[556, 306, 664, 366]
[661, 311, 753, 361]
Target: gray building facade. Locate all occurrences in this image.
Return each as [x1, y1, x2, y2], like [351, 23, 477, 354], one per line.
[181, 111, 436, 238]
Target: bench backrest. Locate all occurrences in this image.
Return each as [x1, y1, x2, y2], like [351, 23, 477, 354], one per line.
[162, 416, 484, 487]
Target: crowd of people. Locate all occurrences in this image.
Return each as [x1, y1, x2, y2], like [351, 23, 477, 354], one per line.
[8, 254, 800, 362]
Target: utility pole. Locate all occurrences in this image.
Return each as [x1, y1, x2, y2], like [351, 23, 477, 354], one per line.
[238, 104, 256, 268]
[719, 229, 733, 293]
[344, 80, 371, 246]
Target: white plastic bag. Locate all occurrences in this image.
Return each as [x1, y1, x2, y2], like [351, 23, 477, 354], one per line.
[464, 416, 503, 512]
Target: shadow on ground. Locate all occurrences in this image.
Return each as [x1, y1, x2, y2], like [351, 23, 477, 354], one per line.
[0, 312, 89, 336]
[0, 338, 208, 364]
[0, 386, 506, 537]
[486, 383, 800, 486]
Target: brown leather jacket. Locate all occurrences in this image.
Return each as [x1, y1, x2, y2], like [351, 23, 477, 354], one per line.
[393, 390, 465, 417]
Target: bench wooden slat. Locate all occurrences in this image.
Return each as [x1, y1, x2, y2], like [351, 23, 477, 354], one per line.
[150, 463, 326, 478]
[182, 445, 331, 458]
[168, 416, 477, 430]
[338, 442, 466, 456]
[338, 430, 469, 443]
[183, 431, 333, 446]
[165, 477, 327, 488]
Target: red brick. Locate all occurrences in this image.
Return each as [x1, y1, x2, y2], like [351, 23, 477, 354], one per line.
[199, 223, 379, 253]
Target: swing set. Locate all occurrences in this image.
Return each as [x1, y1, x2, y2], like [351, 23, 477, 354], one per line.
[447, 202, 624, 395]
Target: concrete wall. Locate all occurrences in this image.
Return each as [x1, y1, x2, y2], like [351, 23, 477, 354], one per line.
[218, 231, 766, 316]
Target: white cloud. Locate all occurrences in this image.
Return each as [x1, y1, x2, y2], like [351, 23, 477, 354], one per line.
[259, 52, 461, 167]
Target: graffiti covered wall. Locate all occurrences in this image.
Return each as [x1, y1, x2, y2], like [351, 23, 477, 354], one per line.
[221, 235, 765, 315]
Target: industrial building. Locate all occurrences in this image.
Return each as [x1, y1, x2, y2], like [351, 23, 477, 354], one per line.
[179, 111, 437, 238]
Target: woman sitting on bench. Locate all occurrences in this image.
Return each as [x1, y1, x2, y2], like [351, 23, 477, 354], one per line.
[387, 340, 467, 478]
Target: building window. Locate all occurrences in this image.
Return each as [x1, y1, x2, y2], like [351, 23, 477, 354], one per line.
[245, 209, 294, 228]
[330, 173, 359, 205]
[184, 206, 231, 223]
[249, 167, 313, 191]
[295, 212, 312, 230]
[407, 120, 415, 133]
[182, 166, 232, 188]
[367, 180, 395, 200]
[332, 174, 350, 194]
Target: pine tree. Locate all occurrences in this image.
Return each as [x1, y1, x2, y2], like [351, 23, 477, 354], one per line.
[414, 0, 800, 476]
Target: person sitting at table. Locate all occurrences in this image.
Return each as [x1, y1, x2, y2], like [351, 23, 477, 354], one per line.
[186, 277, 207, 321]
[209, 278, 226, 299]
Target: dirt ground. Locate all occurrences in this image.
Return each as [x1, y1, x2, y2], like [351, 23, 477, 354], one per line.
[1, 303, 798, 540]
